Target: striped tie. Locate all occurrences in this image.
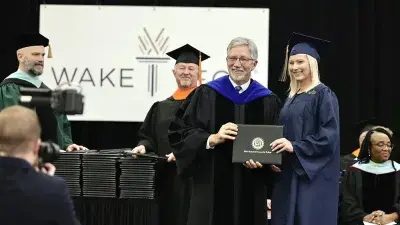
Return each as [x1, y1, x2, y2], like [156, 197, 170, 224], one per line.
[235, 86, 242, 93]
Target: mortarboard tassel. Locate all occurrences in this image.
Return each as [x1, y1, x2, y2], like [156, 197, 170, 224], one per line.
[47, 44, 53, 58]
[279, 45, 289, 82]
[198, 52, 202, 85]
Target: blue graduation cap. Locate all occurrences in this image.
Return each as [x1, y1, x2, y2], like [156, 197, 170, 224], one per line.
[279, 32, 331, 82]
[15, 32, 52, 58]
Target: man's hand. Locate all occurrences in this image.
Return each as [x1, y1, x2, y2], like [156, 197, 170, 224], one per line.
[35, 163, 56, 176]
[243, 159, 263, 169]
[166, 152, 176, 162]
[132, 145, 146, 159]
[66, 144, 88, 152]
[209, 122, 238, 147]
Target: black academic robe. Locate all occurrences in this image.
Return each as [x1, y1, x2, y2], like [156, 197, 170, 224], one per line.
[271, 83, 340, 225]
[341, 163, 400, 225]
[168, 75, 281, 225]
[137, 96, 191, 225]
[341, 153, 358, 171]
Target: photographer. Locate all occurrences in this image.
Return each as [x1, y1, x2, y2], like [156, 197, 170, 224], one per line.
[0, 105, 81, 225]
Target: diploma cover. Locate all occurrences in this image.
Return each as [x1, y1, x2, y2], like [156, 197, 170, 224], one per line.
[232, 124, 283, 165]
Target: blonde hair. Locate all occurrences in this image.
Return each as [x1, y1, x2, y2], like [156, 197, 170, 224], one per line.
[288, 55, 321, 97]
[0, 105, 41, 156]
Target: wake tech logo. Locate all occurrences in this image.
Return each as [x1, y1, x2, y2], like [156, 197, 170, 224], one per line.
[136, 28, 170, 96]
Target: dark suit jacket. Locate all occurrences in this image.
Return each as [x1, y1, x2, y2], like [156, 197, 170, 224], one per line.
[0, 157, 81, 225]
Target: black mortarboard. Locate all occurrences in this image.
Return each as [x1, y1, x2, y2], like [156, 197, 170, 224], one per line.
[166, 44, 210, 65]
[166, 44, 210, 84]
[15, 32, 52, 58]
[279, 32, 331, 82]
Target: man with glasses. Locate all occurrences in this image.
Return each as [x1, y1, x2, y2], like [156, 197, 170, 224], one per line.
[168, 37, 281, 225]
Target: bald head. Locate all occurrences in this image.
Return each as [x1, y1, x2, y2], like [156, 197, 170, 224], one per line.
[17, 45, 45, 76]
[0, 105, 41, 156]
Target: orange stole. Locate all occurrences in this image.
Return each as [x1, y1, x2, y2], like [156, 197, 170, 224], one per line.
[172, 87, 196, 100]
[352, 148, 360, 158]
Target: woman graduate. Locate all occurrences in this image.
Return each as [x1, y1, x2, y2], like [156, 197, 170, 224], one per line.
[270, 32, 341, 225]
[341, 127, 400, 225]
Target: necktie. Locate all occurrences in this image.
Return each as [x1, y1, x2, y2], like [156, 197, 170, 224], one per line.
[235, 86, 242, 93]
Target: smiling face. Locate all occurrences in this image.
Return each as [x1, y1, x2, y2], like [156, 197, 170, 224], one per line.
[173, 62, 199, 89]
[226, 45, 257, 85]
[370, 132, 393, 163]
[288, 54, 312, 83]
[17, 46, 45, 76]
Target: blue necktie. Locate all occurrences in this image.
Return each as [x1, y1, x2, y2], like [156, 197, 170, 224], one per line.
[235, 86, 242, 93]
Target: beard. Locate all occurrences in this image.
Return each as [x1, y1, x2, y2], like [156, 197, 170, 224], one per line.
[23, 60, 43, 76]
[229, 69, 248, 82]
[179, 79, 192, 88]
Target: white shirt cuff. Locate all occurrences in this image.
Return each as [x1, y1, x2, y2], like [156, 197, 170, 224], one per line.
[206, 136, 215, 149]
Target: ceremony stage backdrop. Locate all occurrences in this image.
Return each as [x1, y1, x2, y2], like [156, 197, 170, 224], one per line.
[39, 5, 270, 122]
[2, 0, 400, 156]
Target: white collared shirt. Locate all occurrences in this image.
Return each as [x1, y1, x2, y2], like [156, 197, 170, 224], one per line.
[228, 76, 250, 94]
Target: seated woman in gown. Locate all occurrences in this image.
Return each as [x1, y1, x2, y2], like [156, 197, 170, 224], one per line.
[341, 127, 400, 225]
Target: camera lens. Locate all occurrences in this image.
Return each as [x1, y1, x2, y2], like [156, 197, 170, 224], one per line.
[39, 142, 61, 163]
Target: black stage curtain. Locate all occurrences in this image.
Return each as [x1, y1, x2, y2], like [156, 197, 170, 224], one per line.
[73, 197, 158, 225]
[2, 0, 399, 156]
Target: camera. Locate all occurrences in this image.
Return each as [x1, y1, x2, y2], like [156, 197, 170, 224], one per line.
[18, 83, 84, 115]
[36, 141, 61, 170]
[39, 141, 61, 163]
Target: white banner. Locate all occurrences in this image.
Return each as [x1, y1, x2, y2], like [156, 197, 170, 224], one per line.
[39, 5, 270, 122]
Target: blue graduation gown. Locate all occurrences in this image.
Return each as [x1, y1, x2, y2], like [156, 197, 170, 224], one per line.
[271, 83, 340, 225]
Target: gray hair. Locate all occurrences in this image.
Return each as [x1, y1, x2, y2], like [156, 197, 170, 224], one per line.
[226, 37, 258, 60]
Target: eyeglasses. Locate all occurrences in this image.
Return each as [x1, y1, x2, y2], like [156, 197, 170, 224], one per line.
[226, 56, 254, 64]
[372, 142, 394, 149]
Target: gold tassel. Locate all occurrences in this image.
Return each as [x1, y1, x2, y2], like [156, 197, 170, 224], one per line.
[198, 52, 202, 85]
[47, 44, 53, 58]
[279, 45, 289, 82]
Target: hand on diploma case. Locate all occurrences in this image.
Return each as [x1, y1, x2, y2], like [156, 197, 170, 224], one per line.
[132, 145, 146, 159]
[66, 144, 88, 152]
[209, 122, 238, 147]
[243, 159, 263, 169]
[270, 138, 294, 153]
[166, 152, 176, 162]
